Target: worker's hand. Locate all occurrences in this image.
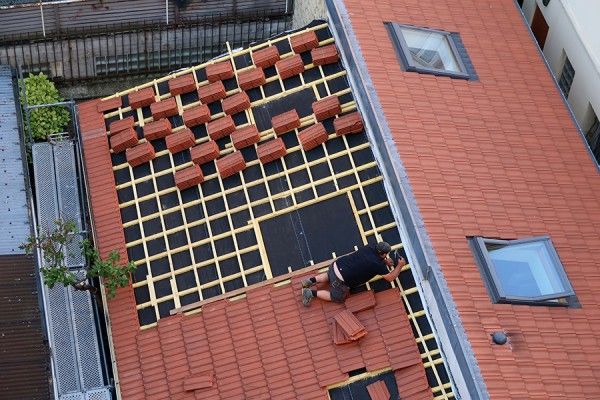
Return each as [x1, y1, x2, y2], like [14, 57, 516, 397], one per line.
[384, 255, 394, 267]
[396, 256, 406, 268]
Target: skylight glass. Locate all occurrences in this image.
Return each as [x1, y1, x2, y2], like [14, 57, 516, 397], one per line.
[399, 27, 462, 73]
[470, 236, 576, 305]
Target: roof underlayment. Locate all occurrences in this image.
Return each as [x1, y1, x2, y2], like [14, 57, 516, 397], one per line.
[78, 21, 455, 399]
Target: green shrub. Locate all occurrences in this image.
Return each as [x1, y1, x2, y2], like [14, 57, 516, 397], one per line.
[20, 219, 136, 299]
[22, 72, 70, 141]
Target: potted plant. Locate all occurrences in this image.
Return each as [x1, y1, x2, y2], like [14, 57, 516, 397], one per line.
[20, 72, 71, 142]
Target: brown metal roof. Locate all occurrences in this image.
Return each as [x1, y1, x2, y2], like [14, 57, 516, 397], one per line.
[0, 254, 51, 400]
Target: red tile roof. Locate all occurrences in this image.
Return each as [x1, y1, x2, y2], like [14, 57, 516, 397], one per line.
[78, 99, 144, 399]
[77, 20, 445, 400]
[342, 0, 600, 398]
[63, 103, 432, 395]
[133, 283, 428, 399]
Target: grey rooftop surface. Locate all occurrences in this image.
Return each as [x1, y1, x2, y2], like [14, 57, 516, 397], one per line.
[0, 64, 30, 255]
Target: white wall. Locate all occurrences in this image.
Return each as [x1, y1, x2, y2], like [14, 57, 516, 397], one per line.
[521, 0, 600, 130]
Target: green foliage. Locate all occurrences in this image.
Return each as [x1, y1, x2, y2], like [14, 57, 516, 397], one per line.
[83, 239, 136, 299]
[21, 72, 70, 141]
[21, 219, 135, 299]
[20, 219, 78, 288]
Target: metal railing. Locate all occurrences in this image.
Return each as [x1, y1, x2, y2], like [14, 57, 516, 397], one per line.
[1, 11, 293, 83]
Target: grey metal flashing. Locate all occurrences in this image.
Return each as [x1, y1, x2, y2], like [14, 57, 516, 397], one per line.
[325, 1, 488, 399]
[0, 65, 30, 254]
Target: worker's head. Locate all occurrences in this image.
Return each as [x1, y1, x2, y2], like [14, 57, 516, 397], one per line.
[375, 241, 392, 258]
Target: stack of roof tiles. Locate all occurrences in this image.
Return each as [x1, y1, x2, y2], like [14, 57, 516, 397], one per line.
[126, 142, 155, 167]
[143, 119, 172, 141]
[191, 141, 220, 165]
[96, 26, 359, 190]
[174, 165, 204, 190]
[128, 86, 155, 108]
[332, 309, 368, 343]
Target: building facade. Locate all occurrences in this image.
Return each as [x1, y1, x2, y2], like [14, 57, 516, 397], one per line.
[520, 0, 600, 162]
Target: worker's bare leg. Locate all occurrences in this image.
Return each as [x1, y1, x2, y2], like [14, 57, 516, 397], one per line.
[314, 272, 329, 284]
[316, 290, 332, 301]
[301, 271, 329, 288]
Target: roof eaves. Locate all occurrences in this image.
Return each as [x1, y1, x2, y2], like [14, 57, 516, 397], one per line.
[325, 0, 488, 398]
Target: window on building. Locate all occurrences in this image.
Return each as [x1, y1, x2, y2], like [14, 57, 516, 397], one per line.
[558, 56, 575, 97]
[469, 236, 576, 306]
[586, 112, 600, 163]
[386, 23, 476, 80]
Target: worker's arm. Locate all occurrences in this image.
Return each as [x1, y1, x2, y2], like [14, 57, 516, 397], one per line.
[382, 256, 406, 282]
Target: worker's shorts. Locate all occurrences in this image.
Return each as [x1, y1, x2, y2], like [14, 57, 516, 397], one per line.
[328, 266, 350, 303]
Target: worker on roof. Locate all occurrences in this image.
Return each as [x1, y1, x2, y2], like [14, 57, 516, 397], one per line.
[301, 241, 406, 306]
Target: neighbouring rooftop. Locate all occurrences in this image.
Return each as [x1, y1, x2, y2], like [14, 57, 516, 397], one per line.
[0, 65, 51, 399]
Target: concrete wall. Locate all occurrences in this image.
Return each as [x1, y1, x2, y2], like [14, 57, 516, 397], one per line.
[292, 0, 327, 29]
[521, 0, 600, 130]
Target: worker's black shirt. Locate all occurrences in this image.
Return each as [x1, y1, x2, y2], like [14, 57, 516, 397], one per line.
[336, 245, 389, 288]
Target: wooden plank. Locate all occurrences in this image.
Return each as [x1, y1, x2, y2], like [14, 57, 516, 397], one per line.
[170, 258, 332, 315]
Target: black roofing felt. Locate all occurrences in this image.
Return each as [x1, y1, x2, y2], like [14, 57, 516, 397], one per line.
[329, 371, 399, 400]
[261, 195, 363, 276]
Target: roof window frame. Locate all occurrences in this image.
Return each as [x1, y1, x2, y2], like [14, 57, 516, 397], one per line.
[469, 235, 577, 306]
[386, 22, 471, 80]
